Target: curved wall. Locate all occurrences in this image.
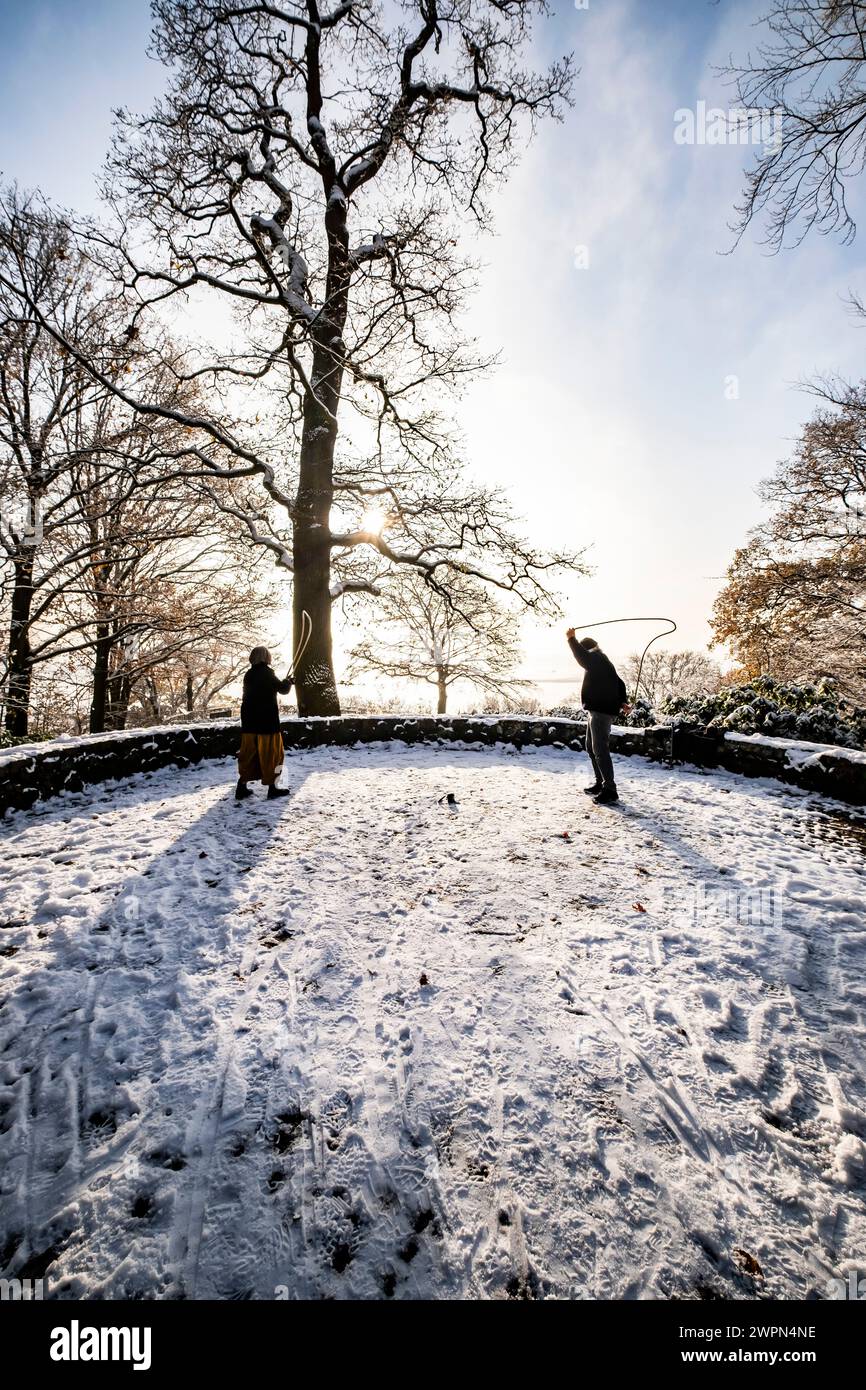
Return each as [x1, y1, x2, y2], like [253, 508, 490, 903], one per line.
[1, 716, 863, 816]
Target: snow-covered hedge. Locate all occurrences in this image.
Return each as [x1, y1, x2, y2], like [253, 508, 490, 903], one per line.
[663, 677, 866, 750]
[547, 698, 668, 730]
[551, 678, 866, 747]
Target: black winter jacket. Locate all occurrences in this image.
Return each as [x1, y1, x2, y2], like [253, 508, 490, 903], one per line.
[567, 636, 628, 716]
[240, 664, 293, 734]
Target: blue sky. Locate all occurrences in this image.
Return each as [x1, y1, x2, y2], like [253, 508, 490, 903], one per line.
[1, 0, 864, 692]
[462, 0, 866, 682]
[0, 0, 159, 208]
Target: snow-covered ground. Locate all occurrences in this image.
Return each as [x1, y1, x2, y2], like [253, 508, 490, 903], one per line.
[1, 742, 864, 1301]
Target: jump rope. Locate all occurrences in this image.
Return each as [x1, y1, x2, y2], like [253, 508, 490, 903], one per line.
[289, 610, 678, 760]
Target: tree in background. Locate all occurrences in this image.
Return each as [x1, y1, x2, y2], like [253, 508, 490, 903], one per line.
[68, 469, 266, 732]
[0, 188, 274, 736]
[20, 0, 578, 718]
[0, 186, 121, 734]
[726, 0, 866, 248]
[133, 639, 254, 725]
[721, 4, 866, 700]
[622, 649, 722, 707]
[348, 571, 526, 713]
[711, 398, 866, 699]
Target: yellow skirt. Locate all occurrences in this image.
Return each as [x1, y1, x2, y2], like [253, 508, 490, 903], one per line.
[238, 732, 284, 787]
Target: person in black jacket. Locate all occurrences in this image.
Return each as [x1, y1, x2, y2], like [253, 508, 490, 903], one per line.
[236, 646, 293, 801]
[566, 629, 630, 804]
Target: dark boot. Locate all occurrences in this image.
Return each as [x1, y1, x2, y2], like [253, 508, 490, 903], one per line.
[267, 784, 290, 799]
[593, 784, 619, 805]
[583, 783, 602, 795]
[235, 779, 253, 801]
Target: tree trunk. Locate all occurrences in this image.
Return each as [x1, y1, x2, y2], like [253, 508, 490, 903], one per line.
[89, 562, 115, 733]
[145, 675, 161, 723]
[437, 668, 448, 715]
[186, 670, 194, 714]
[292, 357, 342, 717]
[5, 551, 35, 736]
[292, 175, 352, 718]
[106, 671, 131, 730]
[293, 520, 338, 715]
[89, 624, 111, 733]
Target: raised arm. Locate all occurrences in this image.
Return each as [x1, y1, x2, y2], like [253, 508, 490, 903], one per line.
[566, 628, 590, 670]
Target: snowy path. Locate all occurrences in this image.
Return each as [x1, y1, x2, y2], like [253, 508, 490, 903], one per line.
[1, 742, 864, 1301]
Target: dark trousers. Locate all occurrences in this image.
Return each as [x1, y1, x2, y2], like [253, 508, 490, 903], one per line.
[585, 711, 615, 787]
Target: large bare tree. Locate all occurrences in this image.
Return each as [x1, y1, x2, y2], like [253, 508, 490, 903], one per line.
[0, 188, 115, 733]
[23, 0, 575, 718]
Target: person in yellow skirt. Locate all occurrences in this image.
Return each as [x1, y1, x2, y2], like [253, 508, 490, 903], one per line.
[235, 646, 293, 801]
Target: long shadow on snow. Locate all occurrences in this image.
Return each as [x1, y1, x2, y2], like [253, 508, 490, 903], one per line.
[0, 755, 308, 1295]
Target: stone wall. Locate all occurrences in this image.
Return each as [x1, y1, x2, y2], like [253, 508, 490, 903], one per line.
[1, 716, 863, 817]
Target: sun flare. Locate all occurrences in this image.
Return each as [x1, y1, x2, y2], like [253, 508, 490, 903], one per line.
[360, 507, 388, 536]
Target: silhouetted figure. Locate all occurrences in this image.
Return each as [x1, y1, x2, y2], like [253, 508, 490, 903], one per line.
[566, 629, 629, 804]
[236, 646, 292, 801]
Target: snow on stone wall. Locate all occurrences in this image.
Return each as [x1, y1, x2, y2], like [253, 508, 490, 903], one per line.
[1, 715, 864, 816]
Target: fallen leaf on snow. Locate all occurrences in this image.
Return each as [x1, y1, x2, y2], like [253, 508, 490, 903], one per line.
[733, 1248, 764, 1279]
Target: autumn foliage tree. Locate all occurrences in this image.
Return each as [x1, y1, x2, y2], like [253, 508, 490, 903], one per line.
[711, 397, 866, 698]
